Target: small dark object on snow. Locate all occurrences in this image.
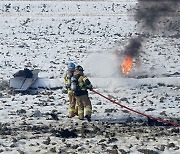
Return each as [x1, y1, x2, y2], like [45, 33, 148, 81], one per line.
[147, 117, 172, 126]
[49, 113, 59, 121]
[51, 129, 78, 138]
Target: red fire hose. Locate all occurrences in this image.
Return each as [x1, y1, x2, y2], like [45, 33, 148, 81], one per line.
[92, 89, 180, 127]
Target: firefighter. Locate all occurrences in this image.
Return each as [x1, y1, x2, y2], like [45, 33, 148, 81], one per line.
[71, 65, 93, 121]
[64, 62, 78, 118]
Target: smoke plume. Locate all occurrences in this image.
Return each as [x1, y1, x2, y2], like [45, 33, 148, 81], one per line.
[115, 0, 179, 76]
[135, 0, 180, 32]
[121, 0, 179, 57]
[124, 37, 143, 58]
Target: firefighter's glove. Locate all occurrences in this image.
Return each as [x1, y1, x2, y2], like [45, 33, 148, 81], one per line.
[87, 85, 93, 91]
[62, 88, 68, 94]
[65, 85, 70, 89]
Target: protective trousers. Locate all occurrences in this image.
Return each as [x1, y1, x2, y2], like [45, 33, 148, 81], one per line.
[75, 94, 92, 120]
[68, 93, 78, 118]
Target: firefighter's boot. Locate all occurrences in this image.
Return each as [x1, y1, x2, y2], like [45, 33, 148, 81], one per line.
[85, 115, 91, 122]
[78, 108, 84, 120]
[74, 104, 78, 116]
[85, 105, 92, 122]
[68, 108, 75, 118]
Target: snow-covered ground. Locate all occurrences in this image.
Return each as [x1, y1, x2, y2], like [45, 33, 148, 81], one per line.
[0, 0, 180, 154]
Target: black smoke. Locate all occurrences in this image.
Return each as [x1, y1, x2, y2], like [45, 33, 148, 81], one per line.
[135, 0, 180, 32]
[123, 0, 180, 57]
[124, 37, 143, 57]
[116, 0, 180, 76]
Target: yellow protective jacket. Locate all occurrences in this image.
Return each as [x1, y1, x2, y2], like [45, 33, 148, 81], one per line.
[71, 70, 93, 96]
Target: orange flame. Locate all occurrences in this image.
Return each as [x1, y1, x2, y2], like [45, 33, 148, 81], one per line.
[121, 56, 133, 75]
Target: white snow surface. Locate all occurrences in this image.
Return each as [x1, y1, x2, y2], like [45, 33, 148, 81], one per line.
[0, 0, 180, 154]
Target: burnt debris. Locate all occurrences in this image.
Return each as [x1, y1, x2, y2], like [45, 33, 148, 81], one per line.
[13, 68, 33, 78]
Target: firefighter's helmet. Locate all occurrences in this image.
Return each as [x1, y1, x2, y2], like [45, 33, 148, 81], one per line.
[68, 62, 75, 69]
[75, 65, 84, 72]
